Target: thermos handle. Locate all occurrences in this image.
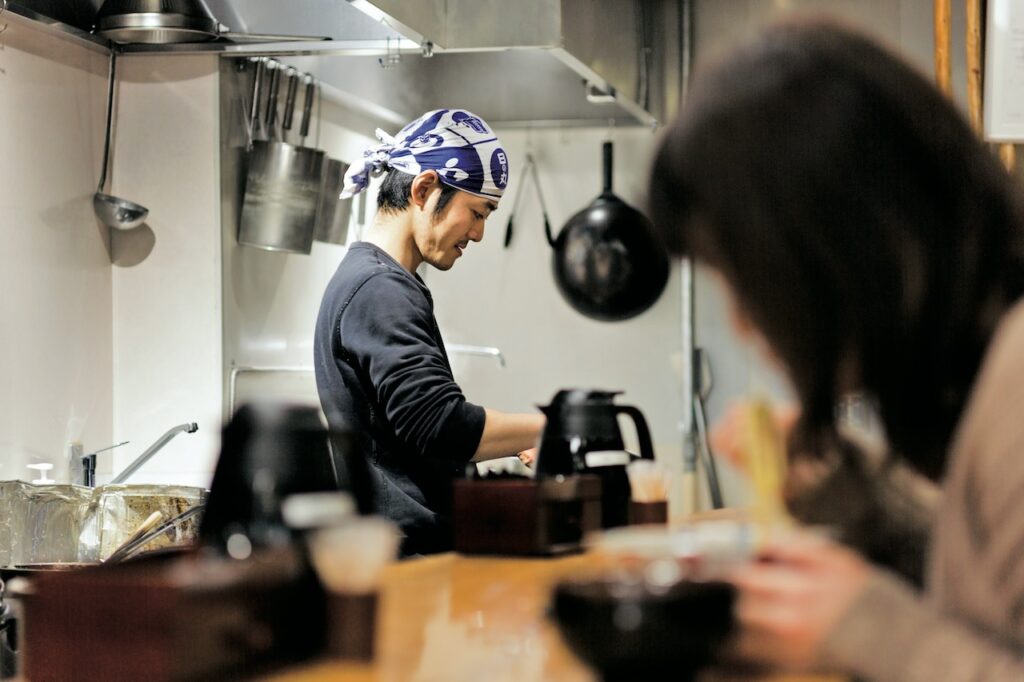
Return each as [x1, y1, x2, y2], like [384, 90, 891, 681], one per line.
[615, 405, 655, 460]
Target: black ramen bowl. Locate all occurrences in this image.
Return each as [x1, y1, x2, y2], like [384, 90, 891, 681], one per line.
[550, 577, 736, 682]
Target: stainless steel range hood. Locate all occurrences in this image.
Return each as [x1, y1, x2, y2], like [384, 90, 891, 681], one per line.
[147, 0, 683, 128]
[10, 0, 683, 128]
[315, 0, 685, 128]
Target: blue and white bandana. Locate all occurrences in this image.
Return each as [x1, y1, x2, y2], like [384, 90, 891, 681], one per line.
[341, 108, 509, 201]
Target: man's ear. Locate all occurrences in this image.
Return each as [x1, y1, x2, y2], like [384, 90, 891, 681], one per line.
[410, 170, 440, 210]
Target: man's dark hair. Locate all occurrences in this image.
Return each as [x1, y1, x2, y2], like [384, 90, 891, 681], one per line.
[649, 21, 1024, 480]
[377, 169, 459, 218]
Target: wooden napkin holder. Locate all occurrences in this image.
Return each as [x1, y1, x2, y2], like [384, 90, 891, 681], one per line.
[17, 547, 326, 682]
[453, 474, 602, 555]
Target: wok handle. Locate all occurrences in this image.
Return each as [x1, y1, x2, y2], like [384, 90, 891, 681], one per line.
[602, 141, 614, 194]
[615, 405, 655, 460]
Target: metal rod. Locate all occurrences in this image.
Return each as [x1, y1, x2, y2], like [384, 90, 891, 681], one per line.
[678, 0, 698, 512]
[680, 260, 696, 446]
[693, 392, 725, 509]
[97, 51, 116, 194]
[446, 344, 506, 368]
[87, 441, 130, 456]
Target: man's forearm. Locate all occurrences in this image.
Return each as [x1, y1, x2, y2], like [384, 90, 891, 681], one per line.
[471, 409, 545, 462]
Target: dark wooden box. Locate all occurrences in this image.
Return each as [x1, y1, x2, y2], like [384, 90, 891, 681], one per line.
[17, 547, 326, 682]
[452, 475, 602, 556]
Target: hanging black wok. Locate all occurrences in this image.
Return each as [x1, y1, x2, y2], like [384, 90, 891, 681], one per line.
[548, 141, 669, 321]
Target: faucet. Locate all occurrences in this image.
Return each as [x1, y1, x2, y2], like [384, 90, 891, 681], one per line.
[109, 422, 198, 485]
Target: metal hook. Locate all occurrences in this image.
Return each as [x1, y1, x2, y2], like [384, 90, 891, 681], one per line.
[378, 34, 401, 69]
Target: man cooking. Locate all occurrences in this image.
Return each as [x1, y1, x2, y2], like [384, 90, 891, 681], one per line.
[314, 109, 545, 556]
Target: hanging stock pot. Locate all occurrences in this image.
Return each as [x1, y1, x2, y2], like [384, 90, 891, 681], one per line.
[238, 63, 323, 254]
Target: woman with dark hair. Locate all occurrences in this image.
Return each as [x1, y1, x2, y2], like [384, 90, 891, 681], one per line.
[649, 20, 1024, 681]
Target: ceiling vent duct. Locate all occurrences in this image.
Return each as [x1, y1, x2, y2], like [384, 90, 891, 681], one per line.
[93, 0, 328, 45]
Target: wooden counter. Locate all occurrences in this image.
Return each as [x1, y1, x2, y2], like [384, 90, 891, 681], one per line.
[267, 553, 839, 682]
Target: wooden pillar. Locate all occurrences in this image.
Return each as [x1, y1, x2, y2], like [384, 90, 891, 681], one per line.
[935, 0, 953, 97]
[967, 0, 984, 134]
[999, 143, 1017, 172]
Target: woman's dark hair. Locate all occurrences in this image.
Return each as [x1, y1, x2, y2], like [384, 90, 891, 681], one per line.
[649, 21, 1024, 480]
[377, 169, 459, 218]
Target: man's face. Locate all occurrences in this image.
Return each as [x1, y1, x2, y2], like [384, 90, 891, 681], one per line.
[414, 188, 497, 271]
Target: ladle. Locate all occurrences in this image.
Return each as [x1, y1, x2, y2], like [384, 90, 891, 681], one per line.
[93, 51, 149, 230]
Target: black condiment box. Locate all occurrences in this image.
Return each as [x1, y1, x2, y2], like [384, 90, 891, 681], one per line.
[452, 474, 602, 556]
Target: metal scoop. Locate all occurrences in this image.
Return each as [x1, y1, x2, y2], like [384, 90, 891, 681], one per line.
[93, 51, 149, 230]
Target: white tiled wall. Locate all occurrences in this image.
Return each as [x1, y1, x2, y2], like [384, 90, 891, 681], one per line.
[0, 23, 112, 484]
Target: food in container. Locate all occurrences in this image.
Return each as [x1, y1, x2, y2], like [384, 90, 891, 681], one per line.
[0, 481, 206, 567]
[0, 481, 92, 567]
[95, 485, 206, 560]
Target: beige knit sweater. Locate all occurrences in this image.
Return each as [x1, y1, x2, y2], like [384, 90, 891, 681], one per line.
[821, 300, 1024, 680]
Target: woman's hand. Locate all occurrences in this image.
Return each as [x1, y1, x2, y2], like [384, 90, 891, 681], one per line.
[725, 532, 871, 672]
[711, 401, 833, 502]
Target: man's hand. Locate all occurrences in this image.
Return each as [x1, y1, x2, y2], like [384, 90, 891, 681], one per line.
[517, 447, 538, 467]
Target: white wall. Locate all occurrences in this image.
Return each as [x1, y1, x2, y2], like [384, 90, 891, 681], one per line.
[0, 23, 112, 484]
[108, 54, 223, 488]
[693, 0, 966, 107]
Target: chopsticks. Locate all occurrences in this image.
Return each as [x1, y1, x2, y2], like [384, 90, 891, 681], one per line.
[103, 504, 205, 564]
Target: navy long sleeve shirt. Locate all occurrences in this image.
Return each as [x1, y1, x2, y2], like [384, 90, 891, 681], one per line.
[314, 242, 486, 554]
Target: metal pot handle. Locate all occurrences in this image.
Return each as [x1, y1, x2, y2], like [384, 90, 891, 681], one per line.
[264, 61, 281, 141]
[281, 67, 300, 136]
[244, 58, 265, 151]
[299, 76, 317, 142]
